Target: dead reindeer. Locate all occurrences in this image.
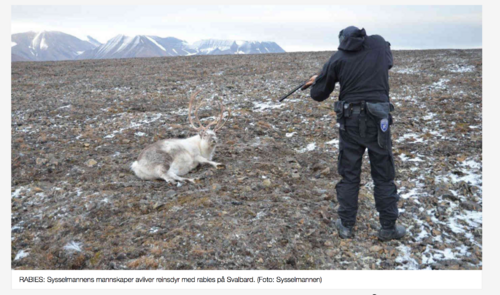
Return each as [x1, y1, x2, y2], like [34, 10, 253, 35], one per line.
[131, 90, 229, 184]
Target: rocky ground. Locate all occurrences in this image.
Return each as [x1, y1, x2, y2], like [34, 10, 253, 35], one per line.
[11, 49, 482, 270]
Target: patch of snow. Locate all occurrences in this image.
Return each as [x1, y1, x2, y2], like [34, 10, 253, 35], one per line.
[421, 246, 436, 265]
[14, 250, 29, 261]
[325, 139, 339, 146]
[286, 132, 296, 138]
[415, 225, 429, 242]
[431, 79, 450, 90]
[400, 188, 417, 200]
[461, 159, 481, 170]
[117, 35, 139, 53]
[395, 245, 420, 270]
[436, 248, 457, 260]
[76, 188, 83, 197]
[253, 101, 285, 112]
[447, 216, 466, 234]
[63, 241, 83, 252]
[249, 137, 261, 147]
[394, 67, 418, 74]
[423, 113, 436, 120]
[443, 65, 475, 73]
[252, 211, 266, 221]
[296, 142, 316, 153]
[396, 133, 424, 144]
[56, 105, 71, 110]
[399, 153, 424, 162]
[12, 223, 23, 232]
[435, 162, 482, 187]
[31, 31, 43, 50]
[40, 37, 48, 50]
[433, 235, 443, 243]
[146, 36, 166, 52]
[461, 210, 482, 228]
[97, 35, 138, 56]
[105, 113, 162, 139]
[12, 188, 23, 198]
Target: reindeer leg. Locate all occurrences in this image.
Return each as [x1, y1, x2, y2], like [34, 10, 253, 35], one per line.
[167, 171, 196, 184]
[154, 165, 177, 185]
[160, 174, 177, 185]
[195, 155, 224, 169]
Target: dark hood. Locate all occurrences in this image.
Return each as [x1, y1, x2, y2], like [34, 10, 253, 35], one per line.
[338, 26, 366, 52]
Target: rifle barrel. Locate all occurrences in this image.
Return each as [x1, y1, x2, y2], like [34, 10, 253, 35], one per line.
[279, 82, 306, 102]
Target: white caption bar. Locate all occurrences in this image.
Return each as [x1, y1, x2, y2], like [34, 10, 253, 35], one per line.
[12, 270, 481, 289]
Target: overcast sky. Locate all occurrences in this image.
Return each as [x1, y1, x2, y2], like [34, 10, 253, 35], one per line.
[11, 5, 482, 51]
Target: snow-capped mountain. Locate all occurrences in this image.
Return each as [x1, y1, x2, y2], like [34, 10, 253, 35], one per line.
[81, 36, 102, 48]
[189, 39, 285, 55]
[78, 35, 285, 60]
[11, 31, 99, 61]
[148, 36, 197, 56]
[78, 35, 196, 59]
[78, 35, 285, 59]
[12, 31, 286, 62]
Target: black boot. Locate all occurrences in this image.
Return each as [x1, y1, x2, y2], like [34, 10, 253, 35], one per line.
[335, 219, 354, 239]
[378, 223, 406, 241]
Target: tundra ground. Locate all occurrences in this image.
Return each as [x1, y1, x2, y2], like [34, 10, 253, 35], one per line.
[11, 49, 482, 270]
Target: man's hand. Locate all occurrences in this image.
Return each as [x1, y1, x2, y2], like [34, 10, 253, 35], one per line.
[301, 75, 318, 90]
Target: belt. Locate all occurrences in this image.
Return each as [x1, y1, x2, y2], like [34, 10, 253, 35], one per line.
[351, 105, 363, 114]
[345, 103, 365, 115]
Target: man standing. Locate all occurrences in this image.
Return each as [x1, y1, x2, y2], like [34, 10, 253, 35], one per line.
[302, 26, 405, 241]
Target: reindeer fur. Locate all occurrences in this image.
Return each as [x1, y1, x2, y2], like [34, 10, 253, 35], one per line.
[131, 128, 222, 184]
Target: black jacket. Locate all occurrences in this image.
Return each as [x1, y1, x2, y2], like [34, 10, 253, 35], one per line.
[311, 26, 393, 103]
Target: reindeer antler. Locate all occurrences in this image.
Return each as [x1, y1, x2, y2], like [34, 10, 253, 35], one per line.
[188, 90, 203, 131]
[188, 90, 227, 132]
[194, 99, 218, 131]
[214, 98, 231, 131]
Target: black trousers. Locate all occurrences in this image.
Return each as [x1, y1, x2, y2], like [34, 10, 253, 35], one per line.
[336, 113, 399, 228]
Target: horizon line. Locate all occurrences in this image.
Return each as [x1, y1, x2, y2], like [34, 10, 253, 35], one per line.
[11, 30, 482, 52]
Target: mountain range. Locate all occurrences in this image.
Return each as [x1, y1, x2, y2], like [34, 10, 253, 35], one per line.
[11, 31, 100, 62]
[12, 31, 285, 62]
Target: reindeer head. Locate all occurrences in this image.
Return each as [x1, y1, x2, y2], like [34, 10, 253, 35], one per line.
[188, 90, 230, 157]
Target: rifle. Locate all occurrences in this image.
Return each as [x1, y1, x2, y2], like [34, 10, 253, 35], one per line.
[278, 82, 307, 102]
[278, 74, 318, 102]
